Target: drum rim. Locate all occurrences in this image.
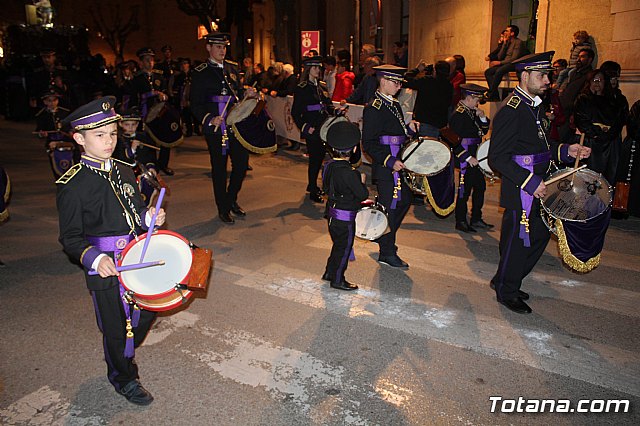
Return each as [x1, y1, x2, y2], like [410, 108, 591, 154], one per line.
[226, 97, 259, 125]
[131, 289, 194, 312]
[118, 229, 193, 298]
[355, 205, 389, 240]
[540, 168, 613, 223]
[476, 139, 494, 174]
[401, 138, 452, 177]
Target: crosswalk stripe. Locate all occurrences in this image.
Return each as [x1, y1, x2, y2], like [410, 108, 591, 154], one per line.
[215, 261, 640, 397]
[306, 235, 640, 318]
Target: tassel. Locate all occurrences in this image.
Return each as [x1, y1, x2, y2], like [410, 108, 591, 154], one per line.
[131, 305, 141, 327]
[124, 319, 135, 358]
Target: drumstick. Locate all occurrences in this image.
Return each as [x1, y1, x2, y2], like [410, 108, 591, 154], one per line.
[139, 187, 166, 263]
[213, 97, 233, 132]
[137, 141, 161, 151]
[571, 132, 586, 186]
[544, 164, 587, 186]
[88, 260, 165, 276]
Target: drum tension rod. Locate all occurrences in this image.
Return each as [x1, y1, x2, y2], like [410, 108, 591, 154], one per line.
[174, 284, 188, 303]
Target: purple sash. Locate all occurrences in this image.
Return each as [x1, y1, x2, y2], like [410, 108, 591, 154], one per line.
[380, 135, 406, 209]
[458, 138, 481, 198]
[204, 95, 234, 154]
[140, 91, 157, 119]
[328, 207, 358, 222]
[513, 151, 551, 247]
[307, 104, 323, 112]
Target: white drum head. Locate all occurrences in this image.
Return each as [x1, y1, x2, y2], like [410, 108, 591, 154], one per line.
[476, 139, 494, 174]
[355, 207, 389, 240]
[320, 116, 349, 142]
[120, 233, 192, 295]
[227, 98, 258, 125]
[402, 138, 451, 176]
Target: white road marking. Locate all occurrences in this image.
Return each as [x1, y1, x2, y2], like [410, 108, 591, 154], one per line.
[215, 261, 640, 397]
[307, 236, 640, 318]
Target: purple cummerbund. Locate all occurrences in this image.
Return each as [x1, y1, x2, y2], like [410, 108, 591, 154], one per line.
[328, 207, 358, 222]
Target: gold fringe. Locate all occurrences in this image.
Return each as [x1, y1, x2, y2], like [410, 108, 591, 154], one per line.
[231, 123, 277, 154]
[423, 176, 456, 216]
[4, 173, 10, 203]
[555, 219, 600, 273]
[144, 124, 184, 148]
[0, 208, 8, 223]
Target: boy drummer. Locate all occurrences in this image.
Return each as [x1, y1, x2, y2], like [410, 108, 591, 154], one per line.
[56, 96, 165, 404]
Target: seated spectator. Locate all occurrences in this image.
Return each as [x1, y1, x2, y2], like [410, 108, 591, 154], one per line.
[486, 31, 507, 62]
[484, 25, 526, 101]
[332, 60, 355, 102]
[556, 30, 592, 90]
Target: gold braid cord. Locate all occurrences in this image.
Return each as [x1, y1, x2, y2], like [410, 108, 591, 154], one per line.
[0, 208, 8, 223]
[555, 219, 600, 273]
[232, 124, 277, 154]
[423, 176, 456, 216]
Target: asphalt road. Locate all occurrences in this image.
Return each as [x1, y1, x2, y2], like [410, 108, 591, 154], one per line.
[1, 119, 639, 425]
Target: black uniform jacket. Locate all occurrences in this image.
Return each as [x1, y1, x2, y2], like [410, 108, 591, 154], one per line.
[449, 102, 490, 162]
[489, 87, 571, 210]
[57, 159, 149, 290]
[190, 59, 243, 135]
[131, 69, 167, 110]
[35, 107, 71, 144]
[291, 79, 334, 137]
[114, 131, 157, 170]
[362, 91, 408, 182]
[323, 160, 369, 211]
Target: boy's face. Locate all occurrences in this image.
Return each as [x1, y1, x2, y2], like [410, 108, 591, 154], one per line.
[74, 122, 119, 160]
[43, 95, 59, 110]
[119, 120, 138, 135]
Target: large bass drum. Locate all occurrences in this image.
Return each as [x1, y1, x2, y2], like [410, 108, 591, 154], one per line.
[400, 137, 452, 195]
[540, 167, 612, 272]
[145, 102, 184, 148]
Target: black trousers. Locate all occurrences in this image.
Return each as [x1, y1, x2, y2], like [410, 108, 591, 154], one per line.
[157, 147, 171, 169]
[205, 129, 249, 214]
[485, 63, 515, 97]
[492, 204, 550, 300]
[376, 178, 412, 256]
[181, 106, 198, 135]
[90, 284, 156, 392]
[455, 166, 486, 223]
[306, 133, 326, 193]
[325, 218, 356, 284]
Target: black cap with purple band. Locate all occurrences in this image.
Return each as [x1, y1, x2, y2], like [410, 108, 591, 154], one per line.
[373, 64, 407, 82]
[512, 51, 555, 72]
[204, 32, 231, 45]
[136, 47, 155, 59]
[63, 96, 121, 131]
[460, 83, 488, 97]
[41, 86, 64, 99]
[302, 55, 324, 67]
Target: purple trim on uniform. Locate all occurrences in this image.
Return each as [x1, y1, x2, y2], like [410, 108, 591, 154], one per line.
[328, 207, 357, 222]
[496, 210, 518, 301]
[379, 135, 406, 145]
[87, 235, 134, 252]
[306, 104, 323, 112]
[80, 155, 107, 169]
[512, 152, 550, 247]
[459, 138, 481, 198]
[385, 156, 397, 169]
[71, 110, 118, 129]
[119, 285, 135, 358]
[206, 95, 233, 103]
[559, 144, 572, 163]
[334, 222, 355, 284]
[91, 291, 122, 390]
[81, 246, 102, 270]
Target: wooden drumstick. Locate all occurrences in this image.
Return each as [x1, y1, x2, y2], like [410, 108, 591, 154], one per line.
[213, 97, 233, 132]
[571, 132, 586, 186]
[136, 141, 161, 151]
[544, 164, 587, 186]
[88, 260, 165, 276]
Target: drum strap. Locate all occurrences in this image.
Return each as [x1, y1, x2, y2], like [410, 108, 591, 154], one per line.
[513, 151, 552, 247]
[458, 138, 481, 198]
[380, 136, 406, 209]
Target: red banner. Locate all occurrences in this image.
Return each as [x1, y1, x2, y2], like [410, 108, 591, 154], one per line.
[301, 31, 320, 57]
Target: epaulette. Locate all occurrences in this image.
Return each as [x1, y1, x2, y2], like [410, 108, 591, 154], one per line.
[194, 63, 208, 72]
[372, 99, 382, 110]
[455, 105, 465, 113]
[35, 107, 46, 117]
[298, 81, 307, 88]
[507, 96, 521, 109]
[55, 163, 82, 184]
[224, 59, 238, 66]
[152, 69, 163, 75]
[113, 158, 136, 167]
[59, 107, 70, 112]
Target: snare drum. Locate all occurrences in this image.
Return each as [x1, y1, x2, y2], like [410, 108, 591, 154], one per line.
[476, 139, 495, 178]
[118, 230, 194, 311]
[400, 137, 452, 194]
[355, 200, 389, 240]
[320, 116, 350, 142]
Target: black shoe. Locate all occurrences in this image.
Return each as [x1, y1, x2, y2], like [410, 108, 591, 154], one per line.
[471, 219, 494, 229]
[309, 191, 324, 203]
[498, 297, 532, 314]
[218, 212, 235, 224]
[378, 254, 409, 269]
[455, 221, 477, 233]
[161, 167, 175, 176]
[285, 141, 300, 151]
[490, 281, 529, 300]
[330, 280, 359, 291]
[322, 272, 331, 281]
[120, 380, 154, 405]
[230, 203, 246, 217]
